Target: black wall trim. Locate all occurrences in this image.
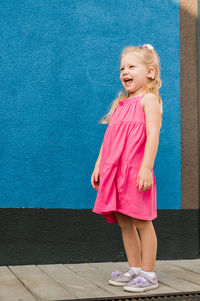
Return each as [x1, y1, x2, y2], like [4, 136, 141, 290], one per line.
[0, 208, 199, 266]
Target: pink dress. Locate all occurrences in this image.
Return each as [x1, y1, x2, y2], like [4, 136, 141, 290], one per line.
[92, 94, 157, 224]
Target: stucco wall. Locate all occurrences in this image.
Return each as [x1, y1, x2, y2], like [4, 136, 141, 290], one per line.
[0, 0, 198, 264]
[0, 1, 181, 210]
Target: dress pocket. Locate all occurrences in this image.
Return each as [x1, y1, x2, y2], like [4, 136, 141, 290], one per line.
[121, 163, 154, 202]
[117, 162, 139, 196]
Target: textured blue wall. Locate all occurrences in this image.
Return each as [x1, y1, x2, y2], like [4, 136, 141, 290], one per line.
[0, 1, 180, 209]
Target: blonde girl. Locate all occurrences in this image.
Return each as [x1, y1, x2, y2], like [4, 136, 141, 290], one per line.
[91, 44, 162, 293]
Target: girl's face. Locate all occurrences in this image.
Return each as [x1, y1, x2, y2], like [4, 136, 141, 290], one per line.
[120, 53, 153, 96]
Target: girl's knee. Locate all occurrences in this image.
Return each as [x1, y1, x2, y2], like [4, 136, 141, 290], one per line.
[115, 212, 133, 229]
[133, 218, 152, 230]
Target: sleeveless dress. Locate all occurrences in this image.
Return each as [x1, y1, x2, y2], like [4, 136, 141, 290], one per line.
[92, 94, 157, 224]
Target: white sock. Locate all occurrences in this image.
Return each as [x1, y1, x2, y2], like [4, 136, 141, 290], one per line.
[124, 266, 141, 277]
[141, 269, 155, 278]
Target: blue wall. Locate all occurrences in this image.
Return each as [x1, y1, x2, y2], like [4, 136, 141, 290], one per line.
[0, 1, 180, 209]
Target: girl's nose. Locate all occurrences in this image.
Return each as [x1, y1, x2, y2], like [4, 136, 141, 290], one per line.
[122, 68, 128, 75]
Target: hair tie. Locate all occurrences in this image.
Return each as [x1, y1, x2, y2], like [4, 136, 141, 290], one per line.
[139, 44, 155, 53]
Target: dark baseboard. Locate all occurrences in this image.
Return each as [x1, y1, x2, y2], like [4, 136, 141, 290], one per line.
[0, 208, 199, 265]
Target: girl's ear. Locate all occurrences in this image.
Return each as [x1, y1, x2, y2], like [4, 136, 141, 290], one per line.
[147, 66, 156, 79]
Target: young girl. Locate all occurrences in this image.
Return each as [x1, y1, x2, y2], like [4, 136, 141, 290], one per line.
[91, 44, 162, 293]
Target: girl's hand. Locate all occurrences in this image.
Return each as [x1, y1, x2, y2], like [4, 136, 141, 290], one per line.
[91, 164, 100, 190]
[136, 166, 153, 192]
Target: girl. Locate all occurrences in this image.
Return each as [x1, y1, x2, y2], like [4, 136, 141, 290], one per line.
[91, 44, 162, 293]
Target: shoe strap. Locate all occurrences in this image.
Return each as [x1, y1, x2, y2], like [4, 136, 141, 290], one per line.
[127, 268, 136, 276]
[139, 271, 156, 283]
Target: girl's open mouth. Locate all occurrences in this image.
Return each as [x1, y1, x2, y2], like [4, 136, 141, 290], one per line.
[124, 78, 133, 86]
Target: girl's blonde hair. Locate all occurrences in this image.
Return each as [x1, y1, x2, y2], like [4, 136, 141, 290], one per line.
[98, 44, 163, 125]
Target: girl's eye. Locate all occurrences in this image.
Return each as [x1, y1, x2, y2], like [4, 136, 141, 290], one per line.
[120, 66, 135, 71]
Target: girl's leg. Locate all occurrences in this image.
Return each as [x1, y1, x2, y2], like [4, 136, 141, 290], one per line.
[115, 212, 142, 267]
[133, 218, 157, 272]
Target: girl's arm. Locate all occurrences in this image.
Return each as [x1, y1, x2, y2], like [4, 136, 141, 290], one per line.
[140, 94, 162, 170]
[95, 142, 103, 167]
